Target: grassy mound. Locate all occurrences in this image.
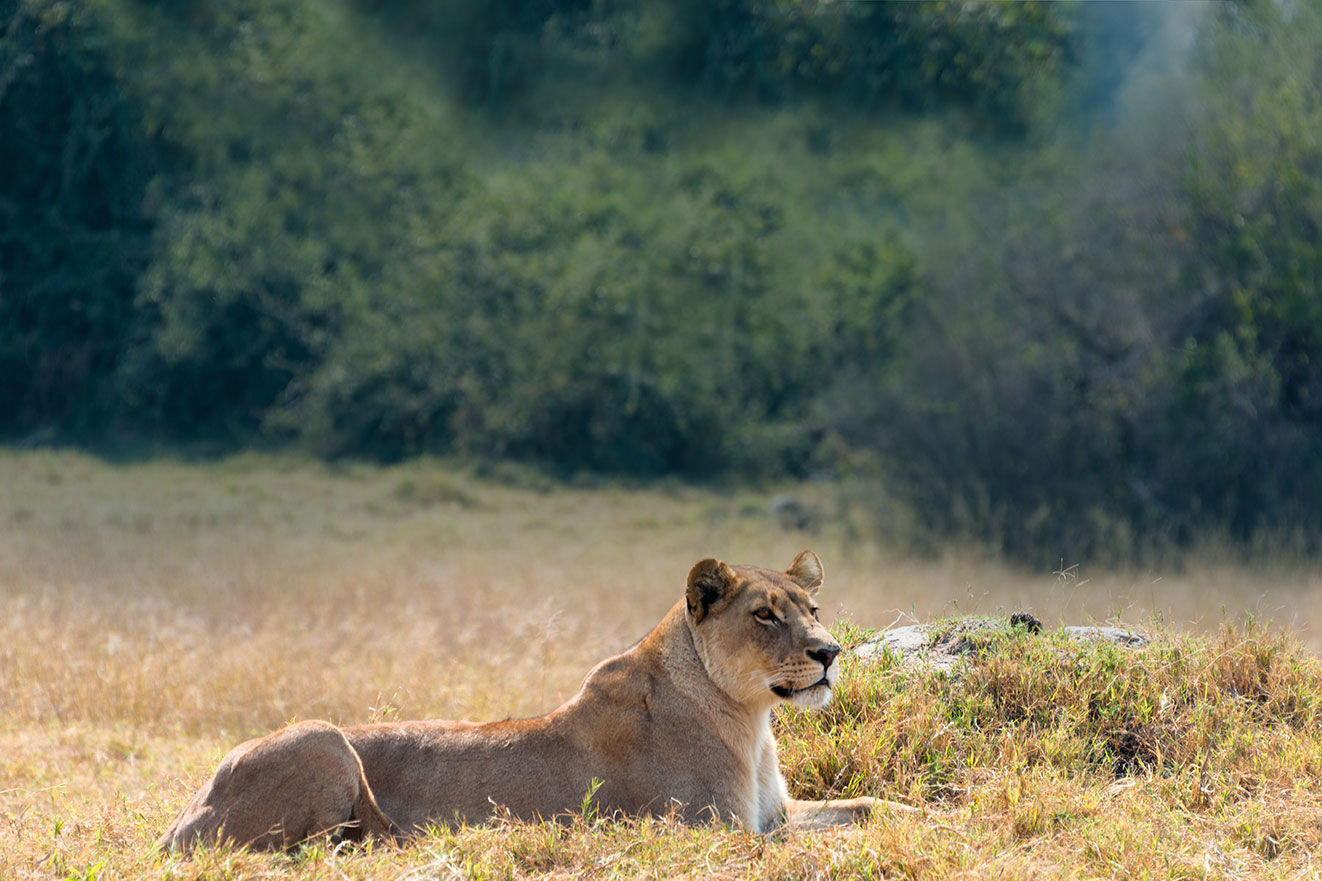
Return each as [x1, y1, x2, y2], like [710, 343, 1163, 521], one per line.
[784, 622, 1322, 802]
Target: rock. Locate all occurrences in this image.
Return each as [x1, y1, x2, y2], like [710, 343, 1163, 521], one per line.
[770, 495, 821, 533]
[851, 614, 1149, 672]
[1008, 612, 1043, 633]
[1061, 626, 1150, 647]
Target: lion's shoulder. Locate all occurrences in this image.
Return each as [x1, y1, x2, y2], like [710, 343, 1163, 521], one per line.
[572, 642, 665, 713]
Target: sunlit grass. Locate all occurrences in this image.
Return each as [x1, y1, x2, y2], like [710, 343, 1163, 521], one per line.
[2, 450, 1320, 879]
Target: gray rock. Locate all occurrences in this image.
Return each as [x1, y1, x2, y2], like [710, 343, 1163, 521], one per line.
[1061, 625, 1150, 647]
[770, 495, 822, 533]
[851, 615, 1148, 673]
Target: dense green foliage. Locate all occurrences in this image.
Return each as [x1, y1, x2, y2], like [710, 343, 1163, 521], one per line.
[0, 0, 156, 435]
[2, 0, 1319, 559]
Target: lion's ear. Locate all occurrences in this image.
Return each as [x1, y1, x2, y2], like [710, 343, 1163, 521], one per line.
[686, 558, 738, 623]
[785, 550, 824, 594]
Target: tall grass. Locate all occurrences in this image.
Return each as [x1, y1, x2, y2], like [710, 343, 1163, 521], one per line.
[2, 451, 1320, 879]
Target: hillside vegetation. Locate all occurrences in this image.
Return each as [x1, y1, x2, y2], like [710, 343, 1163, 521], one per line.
[3, 0, 1321, 560]
[1, 453, 1320, 879]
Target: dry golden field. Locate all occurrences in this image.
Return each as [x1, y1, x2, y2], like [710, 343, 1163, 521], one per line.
[2, 450, 1320, 880]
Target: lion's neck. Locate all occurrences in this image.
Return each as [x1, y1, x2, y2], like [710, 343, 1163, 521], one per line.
[647, 602, 785, 829]
[653, 601, 776, 751]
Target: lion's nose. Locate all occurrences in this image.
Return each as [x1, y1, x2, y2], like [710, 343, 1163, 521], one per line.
[807, 645, 840, 670]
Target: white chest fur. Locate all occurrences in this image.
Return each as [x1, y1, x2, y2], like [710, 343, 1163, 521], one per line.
[749, 713, 789, 832]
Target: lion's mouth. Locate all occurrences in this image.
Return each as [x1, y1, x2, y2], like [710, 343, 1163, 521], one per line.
[771, 677, 830, 699]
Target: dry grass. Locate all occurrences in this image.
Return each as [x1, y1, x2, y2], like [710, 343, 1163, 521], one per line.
[2, 450, 1320, 880]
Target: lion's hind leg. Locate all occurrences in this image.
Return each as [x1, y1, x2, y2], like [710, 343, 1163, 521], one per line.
[340, 761, 396, 845]
[159, 720, 395, 853]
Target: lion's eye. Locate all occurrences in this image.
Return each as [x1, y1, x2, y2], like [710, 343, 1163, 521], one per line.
[810, 607, 820, 620]
[754, 607, 776, 622]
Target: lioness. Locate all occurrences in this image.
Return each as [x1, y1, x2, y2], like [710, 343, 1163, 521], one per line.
[160, 551, 886, 852]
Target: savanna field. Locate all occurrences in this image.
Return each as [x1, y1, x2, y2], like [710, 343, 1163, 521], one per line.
[5, 0, 1322, 877]
[2, 451, 1320, 880]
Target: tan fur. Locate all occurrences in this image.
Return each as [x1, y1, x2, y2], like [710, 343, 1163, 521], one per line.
[159, 551, 893, 852]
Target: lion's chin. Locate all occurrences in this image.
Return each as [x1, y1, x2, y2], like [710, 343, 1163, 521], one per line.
[772, 679, 833, 710]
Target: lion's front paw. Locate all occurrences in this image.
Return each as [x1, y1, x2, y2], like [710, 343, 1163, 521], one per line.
[786, 796, 914, 830]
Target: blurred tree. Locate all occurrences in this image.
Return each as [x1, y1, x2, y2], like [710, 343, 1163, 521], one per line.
[1172, 0, 1322, 540]
[2, 0, 1316, 559]
[672, 0, 1072, 130]
[0, 0, 156, 438]
[89, 0, 468, 440]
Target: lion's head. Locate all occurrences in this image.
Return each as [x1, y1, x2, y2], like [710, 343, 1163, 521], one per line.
[684, 550, 841, 711]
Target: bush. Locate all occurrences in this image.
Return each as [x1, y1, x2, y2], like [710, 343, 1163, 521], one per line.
[281, 157, 921, 474]
[676, 0, 1072, 131]
[87, 0, 468, 441]
[823, 3, 1322, 561]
